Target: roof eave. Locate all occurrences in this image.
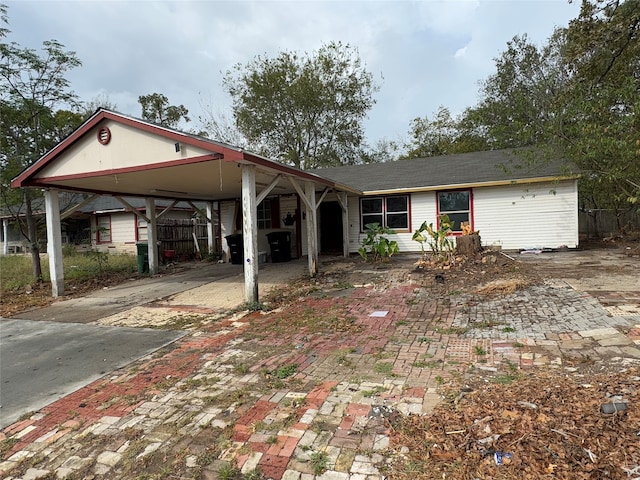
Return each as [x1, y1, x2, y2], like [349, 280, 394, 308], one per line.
[360, 175, 580, 196]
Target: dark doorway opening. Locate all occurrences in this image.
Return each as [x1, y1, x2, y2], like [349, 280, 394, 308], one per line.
[320, 201, 343, 254]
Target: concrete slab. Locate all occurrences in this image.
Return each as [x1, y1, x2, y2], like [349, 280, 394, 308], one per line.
[0, 319, 185, 428]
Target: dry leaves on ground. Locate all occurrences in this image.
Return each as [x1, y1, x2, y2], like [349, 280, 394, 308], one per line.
[387, 368, 640, 479]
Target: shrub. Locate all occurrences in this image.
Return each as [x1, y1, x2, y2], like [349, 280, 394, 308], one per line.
[358, 223, 399, 262]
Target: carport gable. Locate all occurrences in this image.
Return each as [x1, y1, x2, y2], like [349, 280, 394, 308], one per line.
[11, 108, 360, 301]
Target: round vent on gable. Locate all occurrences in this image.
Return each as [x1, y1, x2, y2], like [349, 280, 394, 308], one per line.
[97, 127, 112, 145]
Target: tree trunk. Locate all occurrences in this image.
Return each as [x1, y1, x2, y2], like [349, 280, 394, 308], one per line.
[24, 189, 43, 281]
[456, 234, 482, 256]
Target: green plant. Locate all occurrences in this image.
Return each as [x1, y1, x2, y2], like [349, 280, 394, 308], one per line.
[473, 345, 487, 355]
[310, 451, 330, 475]
[358, 223, 399, 262]
[273, 364, 297, 379]
[412, 214, 454, 262]
[373, 362, 394, 375]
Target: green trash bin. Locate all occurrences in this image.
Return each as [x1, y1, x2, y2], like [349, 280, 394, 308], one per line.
[136, 242, 149, 273]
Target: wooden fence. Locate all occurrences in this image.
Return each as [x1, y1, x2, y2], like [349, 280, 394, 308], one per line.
[579, 209, 640, 238]
[157, 219, 219, 258]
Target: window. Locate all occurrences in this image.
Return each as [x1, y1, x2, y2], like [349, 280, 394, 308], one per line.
[437, 190, 471, 232]
[360, 196, 410, 231]
[96, 216, 112, 243]
[136, 217, 148, 241]
[257, 199, 272, 229]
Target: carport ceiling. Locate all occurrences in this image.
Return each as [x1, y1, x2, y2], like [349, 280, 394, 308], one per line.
[12, 109, 361, 202]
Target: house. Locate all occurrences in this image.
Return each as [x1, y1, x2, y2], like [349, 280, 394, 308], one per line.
[11, 109, 579, 301]
[315, 150, 579, 252]
[1, 196, 217, 258]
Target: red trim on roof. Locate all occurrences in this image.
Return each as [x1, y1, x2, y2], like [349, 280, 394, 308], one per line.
[11, 109, 357, 194]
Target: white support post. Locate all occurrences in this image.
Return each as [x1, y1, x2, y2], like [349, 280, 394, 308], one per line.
[145, 198, 158, 275]
[206, 202, 215, 255]
[44, 189, 64, 297]
[305, 181, 318, 276]
[242, 164, 259, 303]
[337, 192, 349, 258]
[2, 218, 8, 255]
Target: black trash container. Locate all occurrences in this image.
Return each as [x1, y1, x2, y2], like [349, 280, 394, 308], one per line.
[266, 231, 291, 263]
[225, 234, 244, 264]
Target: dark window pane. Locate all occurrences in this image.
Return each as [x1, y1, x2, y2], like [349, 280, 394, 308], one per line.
[363, 215, 383, 228]
[438, 191, 469, 212]
[386, 196, 407, 212]
[362, 198, 383, 214]
[387, 213, 408, 229]
[446, 212, 470, 231]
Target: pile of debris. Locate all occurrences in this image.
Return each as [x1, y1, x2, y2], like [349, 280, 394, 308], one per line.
[386, 368, 640, 479]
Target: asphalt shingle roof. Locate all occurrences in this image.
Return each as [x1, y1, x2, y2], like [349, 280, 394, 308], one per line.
[315, 149, 573, 193]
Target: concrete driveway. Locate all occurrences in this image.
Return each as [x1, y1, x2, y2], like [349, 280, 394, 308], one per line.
[1, 259, 308, 429]
[0, 319, 185, 429]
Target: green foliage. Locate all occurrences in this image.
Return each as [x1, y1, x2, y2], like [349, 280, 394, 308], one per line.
[466, 0, 640, 208]
[310, 451, 330, 475]
[358, 223, 399, 262]
[224, 41, 379, 169]
[138, 93, 190, 128]
[0, 10, 83, 280]
[412, 215, 454, 262]
[402, 106, 489, 159]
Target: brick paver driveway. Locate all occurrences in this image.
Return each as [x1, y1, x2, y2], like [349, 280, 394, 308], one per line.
[2, 251, 639, 479]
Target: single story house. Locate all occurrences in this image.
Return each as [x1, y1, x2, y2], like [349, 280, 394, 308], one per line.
[11, 109, 579, 301]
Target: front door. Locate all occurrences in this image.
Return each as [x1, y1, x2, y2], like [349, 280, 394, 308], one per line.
[319, 201, 343, 254]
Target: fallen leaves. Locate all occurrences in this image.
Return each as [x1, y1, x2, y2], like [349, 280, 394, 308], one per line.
[387, 368, 640, 479]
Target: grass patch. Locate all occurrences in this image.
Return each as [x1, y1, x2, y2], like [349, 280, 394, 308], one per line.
[473, 345, 487, 356]
[0, 251, 137, 292]
[310, 451, 330, 475]
[373, 362, 394, 376]
[362, 386, 387, 397]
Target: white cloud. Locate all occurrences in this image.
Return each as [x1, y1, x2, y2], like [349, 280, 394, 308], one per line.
[5, 0, 580, 145]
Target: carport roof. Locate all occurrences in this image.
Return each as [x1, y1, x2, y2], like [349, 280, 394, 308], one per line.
[12, 109, 361, 201]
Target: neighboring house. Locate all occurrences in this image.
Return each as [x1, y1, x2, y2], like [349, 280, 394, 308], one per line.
[73, 196, 218, 257]
[315, 150, 579, 252]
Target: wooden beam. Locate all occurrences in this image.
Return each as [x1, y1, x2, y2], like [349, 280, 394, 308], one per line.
[206, 202, 216, 255]
[60, 193, 99, 220]
[145, 198, 159, 274]
[114, 196, 150, 223]
[242, 164, 259, 303]
[305, 181, 318, 276]
[44, 189, 64, 297]
[337, 191, 349, 258]
[289, 177, 312, 211]
[256, 174, 282, 205]
[316, 187, 330, 210]
[157, 200, 179, 220]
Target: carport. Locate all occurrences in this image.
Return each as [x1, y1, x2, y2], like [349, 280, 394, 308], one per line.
[11, 109, 361, 302]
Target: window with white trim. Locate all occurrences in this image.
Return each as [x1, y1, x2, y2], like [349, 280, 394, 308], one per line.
[360, 195, 410, 231]
[257, 199, 272, 229]
[437, 190, 471, 232]
[136, 217, 148, 241]
[96, 216, 112, 243]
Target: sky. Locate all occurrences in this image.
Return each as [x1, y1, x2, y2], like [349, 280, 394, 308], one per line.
[5, 0, 581, 147]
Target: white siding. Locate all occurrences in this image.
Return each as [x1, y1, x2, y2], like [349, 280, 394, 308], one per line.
[342, 179, 578, 254]
[474, 180, 578, 250]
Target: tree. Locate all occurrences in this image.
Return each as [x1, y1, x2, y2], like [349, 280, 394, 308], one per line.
[81, 92, 118, 120]
[402, 106, 490, 159]
[138, 93, 190, 128]
[467, 0, 639, 209]
[1, 10, 82, 281]
[223, 41, 380, 170]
